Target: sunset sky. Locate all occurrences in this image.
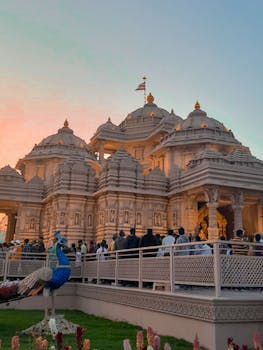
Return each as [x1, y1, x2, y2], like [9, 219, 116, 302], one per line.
[0, 0, 263, 169]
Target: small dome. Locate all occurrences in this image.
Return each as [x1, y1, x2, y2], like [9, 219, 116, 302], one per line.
[22, 120, 96, 161]
[0, 165, 23, 180]
[96, 117, 119, 133]
[180, 102, 226, 131]
[0, 165, 24, 182]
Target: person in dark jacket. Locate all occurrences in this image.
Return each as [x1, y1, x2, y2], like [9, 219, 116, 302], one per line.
[139, 228, 158, 257]
[126, 228, 140, 258]
[115, 230, 127, 251]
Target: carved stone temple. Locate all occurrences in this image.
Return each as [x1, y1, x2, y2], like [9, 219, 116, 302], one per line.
[1, 94, 263, 245]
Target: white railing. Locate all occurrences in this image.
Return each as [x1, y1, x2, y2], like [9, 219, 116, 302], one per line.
[0, 240, 263, 297]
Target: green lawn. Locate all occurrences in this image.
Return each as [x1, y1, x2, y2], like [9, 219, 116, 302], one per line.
[0, 310, 194, 350]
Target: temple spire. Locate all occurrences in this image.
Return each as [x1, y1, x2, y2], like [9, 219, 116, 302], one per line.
[194, 101, 200, 110]
[147, 93, 154, 103]
[64, 119, 69, 127]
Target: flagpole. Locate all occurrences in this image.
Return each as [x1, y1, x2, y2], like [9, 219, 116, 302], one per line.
[143, 76, 147, 104]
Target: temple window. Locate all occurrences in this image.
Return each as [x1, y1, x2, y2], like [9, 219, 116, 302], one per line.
[74, 212, 80, 225]
[110, 210, 115, 223]
[124, 210, 129, 224]
[136, 212, 141, 225]
[154, 212, 162, 226]
[88, 214, 92, 227]
[29, 217, 35, 230]
[60, 212, 65, 225]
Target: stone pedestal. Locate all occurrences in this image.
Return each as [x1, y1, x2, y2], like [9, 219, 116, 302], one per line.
[22, 314, 80, 336]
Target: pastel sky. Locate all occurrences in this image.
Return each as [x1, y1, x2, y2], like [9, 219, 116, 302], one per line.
[0, 0, 263, 169]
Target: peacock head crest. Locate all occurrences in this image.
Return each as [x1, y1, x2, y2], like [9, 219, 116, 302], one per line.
[54, 230, 68, 247]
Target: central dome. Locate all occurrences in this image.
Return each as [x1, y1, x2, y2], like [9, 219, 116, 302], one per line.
[125, 93, 171, 121]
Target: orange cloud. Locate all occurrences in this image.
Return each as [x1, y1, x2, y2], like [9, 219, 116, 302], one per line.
[0, 83, 110, 169]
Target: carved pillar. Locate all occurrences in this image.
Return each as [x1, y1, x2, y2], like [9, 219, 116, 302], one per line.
[174, 195, 183, 228]
[185, 194, 198, 235]
[231, 190, 244, 234]
[6, 212, 16, 242]
[167, 150, 174, 177]
[161, 155, 165, 172]
[205, 187, 219, 240]
[207, 202, 218, 240]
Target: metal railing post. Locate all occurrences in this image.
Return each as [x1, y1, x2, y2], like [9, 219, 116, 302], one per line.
[3, 252, 9, 281]
[82, 254, 86, 283]
[45, 252, 49, 268]
[114, 252, 119, 286]
[213, 241, 221, 298]
[170, 246, 175, 293]
[138, 249, 143, 289]
[96, 254, 100, 284]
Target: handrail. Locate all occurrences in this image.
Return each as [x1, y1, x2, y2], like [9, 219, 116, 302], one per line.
[0, 240, 262, 297]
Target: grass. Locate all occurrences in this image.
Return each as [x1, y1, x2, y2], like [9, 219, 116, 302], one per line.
[0, 310, 194, 350]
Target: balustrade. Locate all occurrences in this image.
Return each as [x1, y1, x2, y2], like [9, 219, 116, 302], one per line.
[0, 241, 262, 298]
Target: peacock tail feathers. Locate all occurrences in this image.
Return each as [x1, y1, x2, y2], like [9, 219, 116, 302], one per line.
[18, 267, 52, 295]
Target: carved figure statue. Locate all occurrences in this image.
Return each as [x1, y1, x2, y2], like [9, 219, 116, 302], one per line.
[199, 220, 208, 240]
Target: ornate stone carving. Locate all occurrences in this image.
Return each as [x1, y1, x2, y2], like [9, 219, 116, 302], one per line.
[76, 285, 263, 322]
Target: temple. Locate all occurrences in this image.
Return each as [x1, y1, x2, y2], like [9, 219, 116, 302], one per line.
[1, 93, 263, 245]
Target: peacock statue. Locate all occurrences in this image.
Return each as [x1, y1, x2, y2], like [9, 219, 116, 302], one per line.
[0, 231, 71, 326]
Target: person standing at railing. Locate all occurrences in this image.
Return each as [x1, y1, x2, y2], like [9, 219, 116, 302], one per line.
[193, 236, 212, 255]
[10, 240, 23, 260]
[96, 240, 108, 261]
[88, 240, 96, 254]
[218, 236, 229, 255]
[231, 229, 247, 255]
[75, 247, 82, 266]
[22, 238, 31, 259]
[108, 234, 117, 252]
[175, 227, 190, 256]
[115, 230, 127, 251]
[139, 228, 158, 257]
[248, 233, 263, 256]
[157, 229, 175, 256]
[126, 228, 140, 249]
[38, 236, 46, 253]
[80, 241, 87, 255]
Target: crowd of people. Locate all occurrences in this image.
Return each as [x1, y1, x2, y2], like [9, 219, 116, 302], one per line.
[0, 227, 262, 261]
[76, 227, 263, 260]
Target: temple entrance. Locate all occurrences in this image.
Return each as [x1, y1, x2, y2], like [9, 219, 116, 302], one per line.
[217, 205, 234, 239]
[0, 208, 17, 243]
[197, 203, 234, 239]
[0, 213, 7, 242]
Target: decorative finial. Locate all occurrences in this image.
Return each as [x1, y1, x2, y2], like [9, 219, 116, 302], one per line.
[107, 117, 111, 122]
[194, 101, 200, 110]
[64, 119, 69, 127]
[147, 93, 154, 103]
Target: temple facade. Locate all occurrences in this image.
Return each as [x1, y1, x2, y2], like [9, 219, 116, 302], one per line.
[1, 94, 263, 246]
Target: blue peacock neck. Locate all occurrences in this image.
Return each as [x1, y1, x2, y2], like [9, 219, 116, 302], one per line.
[56, 243, 70, 266]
